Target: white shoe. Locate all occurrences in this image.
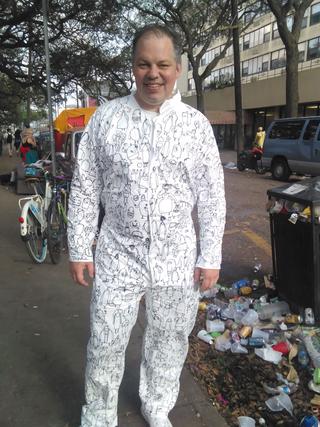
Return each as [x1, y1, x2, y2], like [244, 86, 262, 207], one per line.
[141, 407, 172, 427]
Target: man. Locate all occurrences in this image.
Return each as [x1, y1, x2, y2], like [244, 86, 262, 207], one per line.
[68, 24, 226, 427]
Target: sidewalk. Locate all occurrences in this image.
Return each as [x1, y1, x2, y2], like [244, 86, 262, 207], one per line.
[219, 149, 237, 166]
[0, 150, 229, 427]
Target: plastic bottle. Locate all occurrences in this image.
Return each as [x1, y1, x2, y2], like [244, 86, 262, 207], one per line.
[298, 344, 310, 368]
[197, 329, 213, 345]
[303, 335, 320, 368]
[206, 304, 219, 320]
[257, 301, 290, 320]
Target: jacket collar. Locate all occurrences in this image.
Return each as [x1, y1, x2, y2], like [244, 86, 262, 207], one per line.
[129, 90, 181, 115]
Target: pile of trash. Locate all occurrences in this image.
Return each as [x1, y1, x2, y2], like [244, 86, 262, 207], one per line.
[188, 275, 320, 426]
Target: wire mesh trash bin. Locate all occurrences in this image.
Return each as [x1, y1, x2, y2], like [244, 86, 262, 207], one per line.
[267, 177, 320, 322]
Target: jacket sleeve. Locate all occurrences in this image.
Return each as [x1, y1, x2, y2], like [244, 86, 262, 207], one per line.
[67, 110, 103, 262]
[194, 119, 226, 270]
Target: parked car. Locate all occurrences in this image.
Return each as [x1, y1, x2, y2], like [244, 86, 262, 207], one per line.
[261, 116, 320, 181]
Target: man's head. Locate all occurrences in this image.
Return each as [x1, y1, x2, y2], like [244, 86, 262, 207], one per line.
[132, 24, 182, 111]
[258, 127, 263, 131]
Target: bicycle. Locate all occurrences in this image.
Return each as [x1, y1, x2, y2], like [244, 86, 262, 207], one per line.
[18, 160, 71, 264]
[46, 175, 71, 264]
[18, 164, 52, 263]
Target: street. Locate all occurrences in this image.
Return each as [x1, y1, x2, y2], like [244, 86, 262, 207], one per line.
[0, 152, 289, 427]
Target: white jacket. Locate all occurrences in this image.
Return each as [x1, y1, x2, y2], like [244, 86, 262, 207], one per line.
[68, 92, 225, 272]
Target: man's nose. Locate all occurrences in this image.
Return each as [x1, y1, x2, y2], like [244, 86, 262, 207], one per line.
[146, 65, 159, 78]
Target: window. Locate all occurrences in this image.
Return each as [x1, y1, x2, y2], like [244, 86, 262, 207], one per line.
[213, 46, 220, 59]
[269, 120, 305, 140]
[242, 61, 249, 76]
[264, 25, 271, 42]
[298, 42, 305, 62]
[262, 54, 269, 71]
[287, 15, 293, 32]
[188, 79, 195, 91]
[303, 120, 320, 140]
[242, 25, 271, 50]
[226, 45, 233, 57]
[241, 54, 269, 77]
[302, 8, 309, 28]
[311, 3, 320, 26]
[243, 34, 250, 50]
[307, 37, 320, 60]
[271, 49, 286, 69]
[219, 66, 234, 82]
[272, 22, 279, 39]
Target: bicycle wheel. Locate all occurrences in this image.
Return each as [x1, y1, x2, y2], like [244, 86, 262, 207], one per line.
[47, 200, 64, 264]
[25, 208, 47, 263]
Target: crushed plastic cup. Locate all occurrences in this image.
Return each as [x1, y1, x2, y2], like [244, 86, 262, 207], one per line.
[206, 319, 225, 333]
[241, 309, 259, 326]
[265, 392, 293, 415]
[231, 342, 248, 354]
[238, 416, 256, 427]
[251, 328, 270, 343]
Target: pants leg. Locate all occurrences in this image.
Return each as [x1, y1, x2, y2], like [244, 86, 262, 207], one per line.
[139, 281, 199, 423]
[81, 254, 147, 427]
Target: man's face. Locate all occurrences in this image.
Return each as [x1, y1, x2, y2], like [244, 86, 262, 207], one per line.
[133, 33, 182, 111]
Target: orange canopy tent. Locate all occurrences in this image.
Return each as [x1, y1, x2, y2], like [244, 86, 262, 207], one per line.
[54, 107, 97, 134]
[53, 107, 97, 151]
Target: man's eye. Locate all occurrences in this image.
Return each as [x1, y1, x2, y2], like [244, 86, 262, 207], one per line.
[160, 64, 169, 68]
[138, 63, 148, 68]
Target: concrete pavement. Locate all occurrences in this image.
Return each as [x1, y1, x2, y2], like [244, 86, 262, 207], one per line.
[0, 151, 229, 427]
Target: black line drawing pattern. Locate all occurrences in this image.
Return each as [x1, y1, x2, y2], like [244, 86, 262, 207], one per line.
[68, 92, 226, 427]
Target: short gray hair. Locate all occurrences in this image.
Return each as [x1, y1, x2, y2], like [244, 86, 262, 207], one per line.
[132, 24, 182, 64]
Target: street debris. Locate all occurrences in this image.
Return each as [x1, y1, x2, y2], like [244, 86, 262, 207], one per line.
[188, 270, 320, 426]
[224, 162, 237, 170]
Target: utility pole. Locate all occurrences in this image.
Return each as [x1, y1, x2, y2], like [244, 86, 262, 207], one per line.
[26, 21, 32, 126]
[42, 0, 56, 175]
[231, 0, 244, 154]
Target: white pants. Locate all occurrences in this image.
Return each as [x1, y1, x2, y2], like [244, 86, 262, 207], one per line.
[6, 142, 13, 156]
[81, 250, 199, 427]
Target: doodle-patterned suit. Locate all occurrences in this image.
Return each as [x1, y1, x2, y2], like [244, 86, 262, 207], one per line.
[68, 92, 226, 427]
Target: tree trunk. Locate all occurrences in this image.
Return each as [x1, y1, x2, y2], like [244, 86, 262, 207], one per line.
[231, 0, 244, 153]
[285, 45, 299, 117]
[194, 75, 205, 114]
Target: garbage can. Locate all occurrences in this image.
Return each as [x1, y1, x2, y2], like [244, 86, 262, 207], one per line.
[267, 177, 320, 321]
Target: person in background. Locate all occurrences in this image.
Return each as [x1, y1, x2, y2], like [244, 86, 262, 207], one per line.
[253, 126, 266, 150]
[6, 128, 13, 157]
[0, 130, 3, 156]
[68, 24, 226, 427]
[20, 126, 38, 164]
[14, 128, 22, 156]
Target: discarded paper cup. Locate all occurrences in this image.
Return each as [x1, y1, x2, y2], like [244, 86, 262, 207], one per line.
[238, 416, 256, 427]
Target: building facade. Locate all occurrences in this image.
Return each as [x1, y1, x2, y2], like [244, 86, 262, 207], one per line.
[177, 1, 320, 149]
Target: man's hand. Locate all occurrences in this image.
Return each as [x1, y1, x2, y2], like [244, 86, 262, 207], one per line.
[69, 261, 95, 287]
[194, 267, 220, 291]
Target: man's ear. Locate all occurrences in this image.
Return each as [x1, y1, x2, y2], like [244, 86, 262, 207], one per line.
[176, 62, 182, 78]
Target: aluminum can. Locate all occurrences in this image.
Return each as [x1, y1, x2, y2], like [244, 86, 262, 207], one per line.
[239, 325, 252, 338]
[285, 314, 302, 324]
[305, 308, 315, 325]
